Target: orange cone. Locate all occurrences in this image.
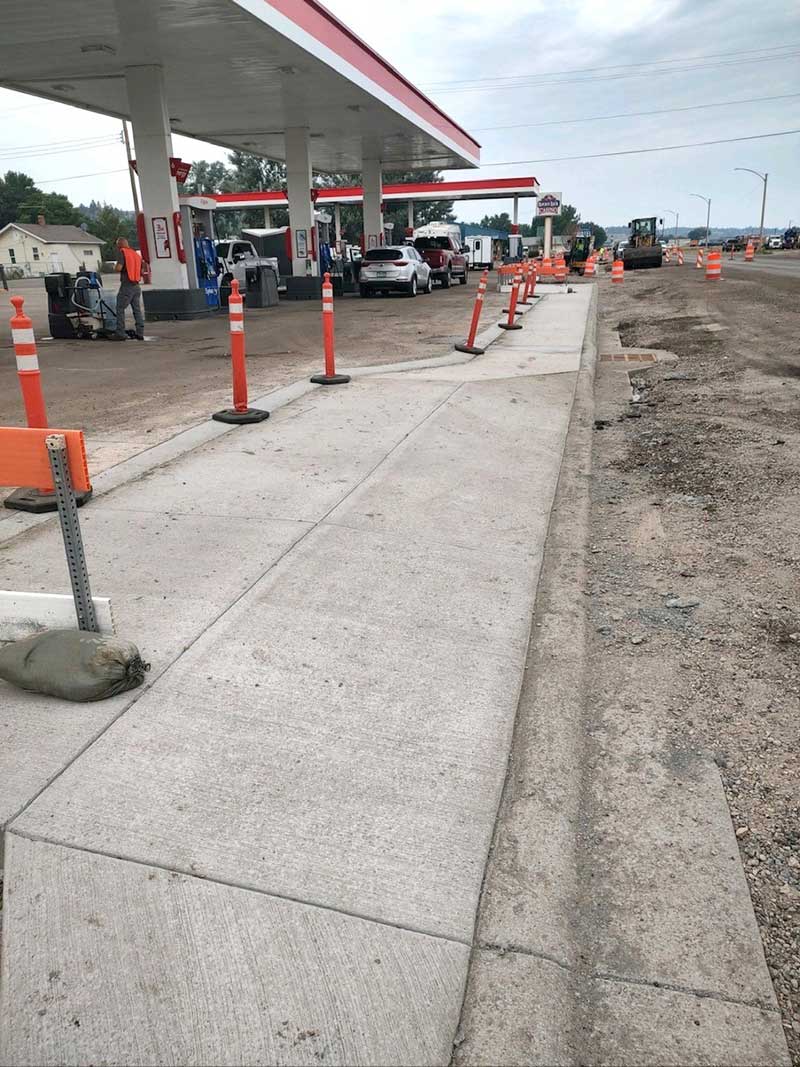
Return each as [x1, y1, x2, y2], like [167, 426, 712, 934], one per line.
[611, 259, 624, 284]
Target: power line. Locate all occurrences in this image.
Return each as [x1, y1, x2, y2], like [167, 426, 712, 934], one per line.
[0, 132, 119, 153]
[422, 42, 800, 87]
[34, 167, 129, 184]
[429, 51, 800, 94]
[479, 128, 800, 167]
[0, 138, 121, 161]
[471, 93, 800, 133]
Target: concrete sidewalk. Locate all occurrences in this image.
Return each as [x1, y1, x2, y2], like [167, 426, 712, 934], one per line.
[1, 289, 588, 1065]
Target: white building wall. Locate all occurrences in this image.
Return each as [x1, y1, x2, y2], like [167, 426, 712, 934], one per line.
[0, 230, 103, 277]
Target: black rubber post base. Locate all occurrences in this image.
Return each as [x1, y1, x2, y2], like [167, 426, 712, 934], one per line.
[498, 321, 523, 331]
[4, 486, 93, 513]
[454, 343, 485, 355]
[503, 308, 524, 315]
[517, 299, 532, 305]
[212, 408, 270, 424]
[310, 373, 351, 385]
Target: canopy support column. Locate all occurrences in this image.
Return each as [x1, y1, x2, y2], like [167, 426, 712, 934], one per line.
[285, 127, 316, 277]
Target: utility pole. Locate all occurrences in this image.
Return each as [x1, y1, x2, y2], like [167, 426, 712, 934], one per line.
[735, 168, 768, 248]
[122, 121, 141, 216]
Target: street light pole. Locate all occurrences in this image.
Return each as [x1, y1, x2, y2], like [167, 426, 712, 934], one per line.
[690, 193, 711, 246]
[664, 209, 679, 243]
[735, 168, 768, 247]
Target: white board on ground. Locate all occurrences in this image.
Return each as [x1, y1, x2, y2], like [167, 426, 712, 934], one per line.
[0, 590, 114, 643]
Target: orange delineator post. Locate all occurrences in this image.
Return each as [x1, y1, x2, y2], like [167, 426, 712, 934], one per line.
[311, 272, 350, 385]
[498, 267, 523, 331]
[455, 269, 489, 354]
[705, 249, 722, 281]
[519, 262, 536, 304]
[611, 259, 624, 284]
[10, 295, 48, 429]
[212, 279, 270, 423]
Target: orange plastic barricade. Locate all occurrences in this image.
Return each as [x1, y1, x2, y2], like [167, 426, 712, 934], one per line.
[705, 249, 722, 281]
[584, 255, 596, 278]
[0, 427, 91, 494]
[744, 242, 754, 262]
[677, 248, 685, 266]
[695, 249, 704, 269]
[611, 259, 624, 284]
[311, 272, 350, 385]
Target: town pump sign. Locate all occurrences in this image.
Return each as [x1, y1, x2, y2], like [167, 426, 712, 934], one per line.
[537, 192, 562, 217]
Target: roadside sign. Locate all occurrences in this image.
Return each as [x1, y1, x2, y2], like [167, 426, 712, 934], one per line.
[0, 427, 91, 493]
[578, 225, 592, 236]
[537, 192, 562, 217]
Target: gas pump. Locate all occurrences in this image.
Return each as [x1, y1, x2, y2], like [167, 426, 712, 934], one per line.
[179, 196, 220, 308]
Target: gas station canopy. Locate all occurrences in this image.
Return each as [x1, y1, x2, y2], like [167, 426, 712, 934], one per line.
[210, 176, 540, 209]
[0, 0, 480, 171]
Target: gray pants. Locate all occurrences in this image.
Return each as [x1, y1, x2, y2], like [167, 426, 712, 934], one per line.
[115, 280, 144, 338]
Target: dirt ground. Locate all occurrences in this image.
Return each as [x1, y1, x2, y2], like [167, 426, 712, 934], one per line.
[593, 257, 800, 1061]
[0, 272, 500, 501]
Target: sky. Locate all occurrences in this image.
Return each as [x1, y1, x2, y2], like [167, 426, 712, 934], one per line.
[0, 0, 798, 231]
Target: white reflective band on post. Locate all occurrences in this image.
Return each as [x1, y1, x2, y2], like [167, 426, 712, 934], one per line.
[322, 302, 334, 312]
[230, 320, 244, 333]
[12, 328, 35, 346]
[16, 353, 39, 371]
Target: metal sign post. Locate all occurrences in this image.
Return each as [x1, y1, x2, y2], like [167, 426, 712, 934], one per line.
[45, 434, 98, 633]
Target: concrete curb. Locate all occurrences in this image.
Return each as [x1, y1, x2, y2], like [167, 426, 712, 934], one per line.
[0, 298, 541, 548]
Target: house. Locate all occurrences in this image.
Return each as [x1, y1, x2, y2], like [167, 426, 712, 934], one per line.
[0, 217, 104, 277]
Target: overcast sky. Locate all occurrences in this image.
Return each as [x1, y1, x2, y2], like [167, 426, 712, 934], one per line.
[1, 0, 797, 230]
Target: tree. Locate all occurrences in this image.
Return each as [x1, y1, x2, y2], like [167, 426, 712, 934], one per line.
[181, 160, 234, 196]
[688, 226, 708, 241]
[16, 190, 82, 226]
[583, 222, 607, 247]
[479, 212, 511, 232]
[89, 203, 138, 260]
[550, 203, 580, 237]
[0, 171, 37, 228]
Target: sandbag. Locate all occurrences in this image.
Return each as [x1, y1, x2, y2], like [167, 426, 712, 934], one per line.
[0, 629, 150, 702]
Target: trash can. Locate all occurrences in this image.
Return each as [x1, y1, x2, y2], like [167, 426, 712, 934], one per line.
[245, 265, 279, 308]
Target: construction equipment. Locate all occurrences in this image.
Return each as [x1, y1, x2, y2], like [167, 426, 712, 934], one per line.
[567, 234, 594, 274]
[622, 217, 663, 270]
[45, 271, 127, 340]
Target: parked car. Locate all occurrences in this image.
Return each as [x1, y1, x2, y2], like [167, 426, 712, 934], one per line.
[767, 235, 783, 249]
[413, 223, 468, 286]
[358, 245, 431, 297]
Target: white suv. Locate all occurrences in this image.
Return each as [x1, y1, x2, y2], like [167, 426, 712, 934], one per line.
[359, 246, 432, 297]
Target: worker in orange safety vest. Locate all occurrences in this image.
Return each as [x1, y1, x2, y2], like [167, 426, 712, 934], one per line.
[112, 237, 146, 340]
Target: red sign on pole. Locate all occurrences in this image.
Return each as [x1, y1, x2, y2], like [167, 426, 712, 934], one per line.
[129, 158, 192, 184]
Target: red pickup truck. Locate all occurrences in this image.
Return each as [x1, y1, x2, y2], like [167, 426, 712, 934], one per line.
[413, 233, 468, 287]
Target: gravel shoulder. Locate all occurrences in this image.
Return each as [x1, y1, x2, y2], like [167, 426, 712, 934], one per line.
[593, 261, 799, 1062]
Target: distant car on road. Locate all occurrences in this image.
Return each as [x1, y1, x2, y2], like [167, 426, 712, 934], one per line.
[358, 245, 432, 297]
[767, 235, 783, 249]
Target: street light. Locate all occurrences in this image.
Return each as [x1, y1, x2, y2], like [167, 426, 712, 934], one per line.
[663, 208, 679, 244]
[734, 167, 768, 248]
[690, 193, 711, 246]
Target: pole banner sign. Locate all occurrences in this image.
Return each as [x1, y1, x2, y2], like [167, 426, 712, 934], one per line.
[537, 192, 562, 217]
